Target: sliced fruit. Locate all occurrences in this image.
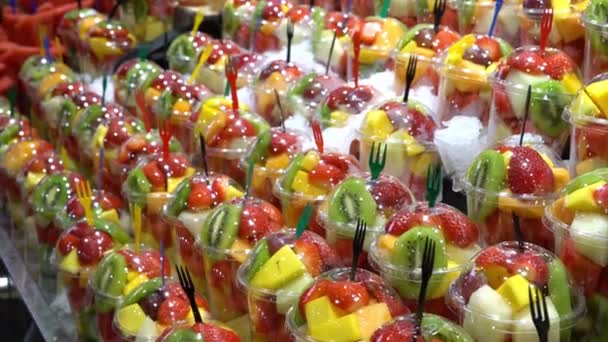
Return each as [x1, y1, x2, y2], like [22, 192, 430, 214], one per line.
[463, 285, 512, 342]
[309, 313, 362, 342]
[116, 304, 146, 336]
[354, 303, 392, 341]
[305, 295, 342, 328]
[60, 249, 81, 274]
[466, 150, 506, 222]
[250, 245, 307, 290]
[565, 181, 605, 212]
[327, 177, 377, 226]
[200, 204, 241, 253]
[570, 212, 608, 267]
[496, 274, 532, 312]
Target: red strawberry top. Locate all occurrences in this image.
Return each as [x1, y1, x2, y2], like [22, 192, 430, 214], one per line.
[296, 73, 345, 104]
[257, 60, 303, 83]
[287, 4, 311, 23]
[138, 154, 192, 192]
[102, 115, 145, 148]
[50, 81, 87, 99]
[157, 322, 240, 342]
[235, 198, 284, 245]
[257, 0, 293, 22]
[494, 46, 580, 82]
[87, 20, 135, 50]
[115, 130, 176, 168]
[323, 85, 378, 114]
[373, 101, 437, 143]
[498, 144, 561, 196]
[410, 25, 461, 54]
[323, 11, 362, 37]
[117, 247, 172, 279]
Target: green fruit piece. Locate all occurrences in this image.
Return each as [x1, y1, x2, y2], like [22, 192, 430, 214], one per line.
[466, 150, 506, 222]
[250, 0, 267, 33]
[242, 111, 270, 135]
[327, 177, 377, 226]
[281, 154, 304, 192]
[530, 80, 569, 138]
[93, 218, 131, 244]
[289, 73, 317, 97]
[547, 259, 572, 342]
[311, 7, 325, 51]
[163, 328, 204, 342]
[0, 124, 19, 145]
[320, 104, 331, 127]
[422, 314, 473, 341]
[391, 226, 448, 300]
[125, 167, 152, 205]
[165, 179, 191, 218]
[74, 104, 103, 137]
[248, 240, 271, 281]
[223, 4, 238, 36]
[565, 168, 608, 194]
[400, 24, 433, 49]
[167, 35, 197, 74]
[200, 204, 241, 253]
[276, 272, 314, 314]
[93, 252, 128, 313]
[122, 277, 163, 307]
[21, 56, 52, 83]
[32, 174, 71, 221]
[587, 294, 608, 340]
[59, 100, 78, 133]
[248, 130, 271, 165]
[133, 0, 149, 22]
[157, 90, 174, 120]
[496, 38, 513, 58]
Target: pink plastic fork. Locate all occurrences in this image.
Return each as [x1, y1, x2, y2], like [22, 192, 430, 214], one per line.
[539, 8, 553, 56]
[158, 119, 172, 159]
[312, 120, 324, 154]
[225, 57, 240, 115]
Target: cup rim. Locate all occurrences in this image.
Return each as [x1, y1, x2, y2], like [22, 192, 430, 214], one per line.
[544, 201, 608, 241]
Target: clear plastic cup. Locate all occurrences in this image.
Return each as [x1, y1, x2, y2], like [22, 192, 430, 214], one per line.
[18, 55, 76, 105]
[197, 198, 284, 322]
[311, 11, 361, 78]
[63, 189, 130, 231]
[82, 20, 138, 76]
[436, 34, 512, 126]
[222, 0, 258, 45]
[369, 202, 482, 319]
[582, 7, 608, 82]
[446, 241, 586, 341]
[487, 45, 581, 153]
[16, 150, 65, 219]
[119, 0, 174, 42]
[57, 8, 105, 70]
[254, 60, 305, 126]
[317, 84, 381, 128]
[237, 229, 341, 341]
[113, 58, 163, 113]
[372, 0, 418, 26]
[157, 322, 241, 342]
[317, 172, 416, 268]
[543, 168, 608, 339]
[287, 72, 345, 119]
[38, 81, 87, 141]
[416, 0, 459, 32]
[455, 0, 522, 46]
[167, 31, 214, 75]
[273, 149, 361, 227]
[462, 139, 570, 250]
[286, 267, 409, 341]
[357, 99, 439, 201]
[371, 313, 474, 340]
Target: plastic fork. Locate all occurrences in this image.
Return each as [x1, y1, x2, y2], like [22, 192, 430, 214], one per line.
[403, 54, 418, 103]
[368, 142, 387, 181]
[225, 57, 240, 114]
[135, 90, 152, 132]
[529, 285, 550, 342]
[350, 219, 367, 281]
[433, 0, 447, 33]
[158, 118, 173, 160]
[312, 120, 324, 153]
[176, 265, 203, 324]
[512, 213, 525, 252]
[426, 164, 442, 207]
[539, 8, 553, 55]
[414, 237, 436, 340]
[274, 89, 286, 132]
[488, 0, 503, 37]
[75, 180, 93, 225]
[286, 19, 294, 63]
[130, 203, 142, 254]
[189, 44, 213, 85]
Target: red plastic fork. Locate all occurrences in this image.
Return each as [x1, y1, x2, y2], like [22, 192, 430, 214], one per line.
[312, 120, 324, 154]
[135, 90, 152, 133]
[158, 118, 172, 159]
[352, 28, 361, 88]
[539, 8, 553, 56]
[225, 57, 240, 115]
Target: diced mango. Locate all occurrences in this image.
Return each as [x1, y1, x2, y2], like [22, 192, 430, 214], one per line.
[265, 153, 291, 170]
[446, 35, 476, 65]
[167, 176, 187, 193]
[127, 271, 140, 281]
[552, 167, 570, 192]
[300, 151, 320, 171]
[330, 111, 349, 126]
[400, 41, 417, 53]
[60, 249, 81, 274]
[586, 81, 608, 116]
[123, 273, 149, 296]
[413, 47, 435, 59]
[225, 186, 244, 200]
[292, 171, 326, 197]
[496, 274, 532, 312]
[93, 124, 108, 149]
[555, 14, 586, 43]
[229, 238, 250, 263]
[145, 87, 162, 102]
[362, 110, 393, 139]
[402, 132, 425, 156]
[551, 197, 575, 225]
[576, 157, 608, 175]
[562, 73, 583, 94]
[411, 153, 436, 177]
[173, 98, 191, 113]
[378, 234, 397, 252]
[90, 37, 123, 58]
[116, 304, 146, 336]
[483, 265, 510, 289]
[305, 296, 343, 327]
[99, 209, 120, 224]
[309, 314, 362, 342]
[498, 196, 544, 218]
[25, 172, 46, 190]
[39, 73, 69, 97]
[564, 181, 605, 212]
[250, 245, 306, 290]
[355, 303, 392, 341]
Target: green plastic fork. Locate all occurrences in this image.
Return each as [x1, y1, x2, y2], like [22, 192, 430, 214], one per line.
[426, 164, 442, 207]
[369, 142, 387, 180]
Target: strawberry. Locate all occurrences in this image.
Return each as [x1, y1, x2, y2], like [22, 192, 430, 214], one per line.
[57, 233, 80, 256]
[142, 161, 167, 189]
[435, 206, 480, 247]
[544, 52, 574, 80]
[326, 281, 370, 313]
[433, 29, 460, 52]
[320, 152, 359, 173]
[493, 84, 513, 114]
[511, 252, 549, 285]
[371, 320, 418, 342]
[187, 181, 214, 210]
[288, 5, 310, 22]
[215, 117, 257, 146]
[239, 204, 272, 245]
[309, 162, 345, 187]
[507, 146, 554, 195]
[476, 36, 502, 62]
[594, 184, 608, 214]
[163, 282, 188, 301]
[385, 209, 439, 236]
[157, 297, 190, 325]
[209, 260, 235, 289]
[369, 176, 412, 211]
[361, 20, 382, 45]
[294, 239, 323, 277]
[159, 154, 189, 178]
[77, 230, 113, 265]
[507, 51, 545, 74]
[269, 129, 299, 155]
[560, 238, 601, 296]
[475, 245, 517, 269]
[66, 196, 85, 219]
[193, 323, 241, 342]
[299, 231, 340, 271]
[129, 250, 170, 278]
[299, 279, 331, 317]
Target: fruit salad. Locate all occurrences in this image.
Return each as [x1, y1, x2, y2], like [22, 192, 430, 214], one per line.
[54, 219, 131, 340]
[83, 19, 137, 75]
[455, 0, 522, 46]
[286, 268, 409, 342]
[119, 0, 174, 42]
[369, 202, 482, 318]
[358, 100, 439, 200]
[464, 141, 570, 250]
[287, 72, 345, 119]
[89, 245, 170, 342]
[253, 60, 304, 126]
[436, 34, 512, 124]
[351, 17, 406, 77]
[394, 24, 461, 95]
[544, 168, 608, 339]
[446, 241, 585, 342]
[318, 84, 380, 128]
[372, 0, 418, 26]
[582, 0, 608, 81]
[162, 172, 244, 293]
[488, 45, 582, 152]
[317, 172, 415, 267]
[38, 81, 87, 141]
[157, 322, 241, 342]
[114, 58, 163, 113]
[166, 32, 214, 75]
[311, 11, 361, 78]
[196, 198, 283, 322]
[244, 127, 305, 207]
[274, 149, 360, 227]
[64, 189, 130, 231]
[565, 73, 608, 176]
[371, 313, 473, 341]
[237, 229, 341, 341]
[222, 0, 260, 46]
[114, 279, 209, 340]
[193, 97, 270, 183]
[123, 153, 194, 253]
[520, 0, 588, 67]
[57, 8, 105, 69]
[416, 0, 460, 31]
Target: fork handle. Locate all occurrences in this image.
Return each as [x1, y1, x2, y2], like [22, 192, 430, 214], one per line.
[187, 293, 203, 323]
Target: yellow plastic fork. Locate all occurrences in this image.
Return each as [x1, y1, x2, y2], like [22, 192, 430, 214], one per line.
[76, 180, 94, 225]
[188, 44, 214, 85]
[130, 203, 142, 254]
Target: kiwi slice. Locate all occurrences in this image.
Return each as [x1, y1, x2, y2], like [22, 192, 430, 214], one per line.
[32, 174, 71, 222]
[156, 90, 174, 120]
[391, 226, 448, 299]
[530, 80, 569, 138]
[400, 24, 433, 49]
[122, 277, 162, 307]
[125, 167, 152, 205]
[0, 124, 19, 145]
[565, 168, 608, 194]
[327, 177, 377, 226]
[548, 259, 572, 342]
[422, 314, 474, 342]
[200, 204, 241, 256]
[74, 104, 103, 137]
[167, 35, 197, 74]
[223, 4, 238, 36]
[248, 130, 271, 165]
[466, 150, 506, 222]
[163, 328, 204, 342]
[59, 100, 78, 134]
[165, 179, 191, 218]
[93, 218, 131, 245]
[242, 111, 270, 135]
[93, 252, 128, 313]
[248, 240, 271, 281]
[281, 154, 304, 193]
[289, 73, 317, 97]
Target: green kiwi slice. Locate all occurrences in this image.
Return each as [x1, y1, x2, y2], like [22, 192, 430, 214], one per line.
[564, 168, 608, 194]
[248, 240, 271, 281]
[530, 80, 569, 138]
[32, 174, 71, 222]
[93, 252, 128, 313]
[74, 104, 103, 137]
[399, 24, 433, 49]
[132, 0, 149, 22]
[93, 218, 131, 245]
[167, 35, 197, 73]
[248, 130, 271, 165]
[122, 277, 162, 307]
[163, 329, 204, 342]
[548, 259, 572, 342]
[156, 90, 174, 120]
[200, 204, 241, 256]
[165, 179, 191, 218]
[391, 226, 448, 299]
[0, 124, 19, 145]
[125, 167, 152, 206]
[327, 177, 377, 226]
[465, 150, 506, 223]
[281, 154, 304, 193]
[289, 73, 317, 97]
[422, 314, 474, 342]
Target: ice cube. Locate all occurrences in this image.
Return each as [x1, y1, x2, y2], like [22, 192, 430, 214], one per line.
[410, 85, 439, 120]
[90, 77, 115, 104]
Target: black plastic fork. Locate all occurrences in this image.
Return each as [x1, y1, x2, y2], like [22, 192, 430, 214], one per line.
[176, 264, 203, 324]
[414, 237, 436, 341]
[433, 0, 447, 33]
[350, 219, 367, 281]
[403, 54, 418, 103]
[286, 19, 294, 63]
[529, 285, 550, 342]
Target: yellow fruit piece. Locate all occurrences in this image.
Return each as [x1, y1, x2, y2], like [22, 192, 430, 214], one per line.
[576, 157, 608, 175]
[430, 260, 460, 298]
[260, 22, 277, 35]
[146, 192, 170, 215]
[555, 13, 585, 43]
[300, 151, 320, 171]
[402, 132, 425, 156]
[552, 167, 570, 192]
[229, 238, 249, 263]
[89, 37, 122, 58]
[93, 124, 108, 149]
[199, 112, 228, 142]
[99, 209, 120, 225]
[355, 303, 392, 341]
[60, 249, 81, 274]
[127, 271, 140, 281]
[225, 186, 244, 201]
[498, 196, 545, 218]
[252, 166, 266, 191]
[446, 35, 476, 65]
[250, 245, 306, 290]
[502, 150, 513, 166]
[330, 111, 349, 126]
[292, 171, 326, 197]
[116, 304, 146, 336]
[78, 16, 104, 39]
[173, 98, 191, 113]
[496, 274, 532, 312]
[551, 0, 570, 12]
[411, 153, 436, 177]
[486, 61, 499, 75]
[123, 273, 149, 296]
[362, 110, 393, 139]
[378, 234, 397, 253]
[305, 296, 343, 328]
[565, 181, 605, 212]
[145, 87, 161, 102]
[562, 73, 583, 94]
[400, 41, 417, 54]
[538, 152, 554, 168]
[39, 73, 69, 97]
[483, 265, 510, 289]
[414, 47, 435, 59]
[310, 314, 362, 342]
[25, 172, 46, 190]
[265, 153, 291, 170]
[573, 0, 589, 12]
[167, 177, 186, 193]
[586, 81, 608, 115]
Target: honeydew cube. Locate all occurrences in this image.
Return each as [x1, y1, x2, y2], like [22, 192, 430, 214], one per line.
[464, 285, 513, 342]
[512, 296, 560, 342]
[309, 314, 362, 342]
[355, 303, 392, 340]
[305, 296, 342, 328]
[134, 316, 157, 342]
[570, 212, 608, 267]
[250, 245, 306, 290]
[116, 304, 147, 337]
[496, 275, 532, 312]
[564, 181, 606, 212]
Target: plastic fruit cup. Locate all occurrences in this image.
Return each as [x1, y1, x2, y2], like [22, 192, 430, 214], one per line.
[253, 60, 304, 126]
[371, 313, 473, 340]
[454, 0, 521, 46]
[582, 11, 608, 82]
[416, 0, 459, 32]
[237, 229, 340, 342]
[287, 73, 345, 120]
[157, 322, 241, 342]
[113, 58, 163, 113]
[274, 183, 326, 229]
[373, 0, 418, 27]
[393, 50, 440, 96]
[446, 241, 585, 342]
[119, 0, 173, 42]
[60, 270, 98, 340]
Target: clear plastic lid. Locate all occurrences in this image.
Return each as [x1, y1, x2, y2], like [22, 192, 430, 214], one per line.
[348, 17, 406, 64]
[114, 58, 163, 108]
[52, 91, 102, 135]
[111, 129, 183, 176]
[372, 313, 474, 341]
[564, 72, 608, 124]
[72, 103, 130, 146]
[64, 189, 129, 230]
[17, 149, 65, 194]
[167, 31, 214, 74]
[242, 127, 306, 176]
[157, 322, 240, 342]
[317, 172, 416, 235]
[254, 60, 305, 125]
[446, 241, 585, 339]
[288, 73, 345, 118]
[85, 20, 137, 60]
[30, 171, 85, 226]
[318, 84, 381, 128]
[19, 55, 75, 94]
[286, 267, 408, 341]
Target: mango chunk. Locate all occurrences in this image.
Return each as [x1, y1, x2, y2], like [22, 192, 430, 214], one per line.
[309, 314, 362, 342]
[565, 181, 606, 212]
[265, 153, 291, 170]
[300, 151, 320, 171]
[498, 196, 544, 218]
[355, 303, 392, 341]
[292, 171, 326, 197]
[123, 273, 149, 296]
[60, 249, 81, 274]
[378, 234, 397, 252]
[116, 304, 146, 336]
[552, 167, 570, 192]
[586, 81, 608, 115]
[496, 274, 531, 312]
[305, 296, 342, 328]
[229, 238, 249, 263]
[362, 110, 393, 139]
[250, 245, 306, 290]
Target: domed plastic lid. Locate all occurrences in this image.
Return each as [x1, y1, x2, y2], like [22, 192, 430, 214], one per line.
[242, 127, 306, 175]
[157, 322, 239, 342]
[318, 84, 381, 128]
[371, 313, 474, 341]
[564, 73, 608, 125]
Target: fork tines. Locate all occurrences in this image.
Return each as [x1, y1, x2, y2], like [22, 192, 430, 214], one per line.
[286, 19, 294, 63]
[368, 142, 387, 180]
[76, 180, 93, 224]
[425, 165, 442, 207]
[433, 0, 447, 32]
[529, 285, 550, 342]
[176, 264, 203, 324]
[403, 54, 418, 103]
[350, 219, 367, 281]
[539, 8, 553, 54]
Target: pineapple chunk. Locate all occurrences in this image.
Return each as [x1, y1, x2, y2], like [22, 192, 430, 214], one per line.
[59, 249, 81, 274]
[496, 274, 532, 312]
[265, 153, 291, 170]
[300, 151, 320, 171]
[377, 234, 397, 252]
[292, 171, 326, 197]
[362, 110, 393, 139]
[305, 296, 342, 328]
[564, 181, 605, 212]
[250, 245, 306, 290]
[309, 314, 362, 342]
[123, 274, 149, 296]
